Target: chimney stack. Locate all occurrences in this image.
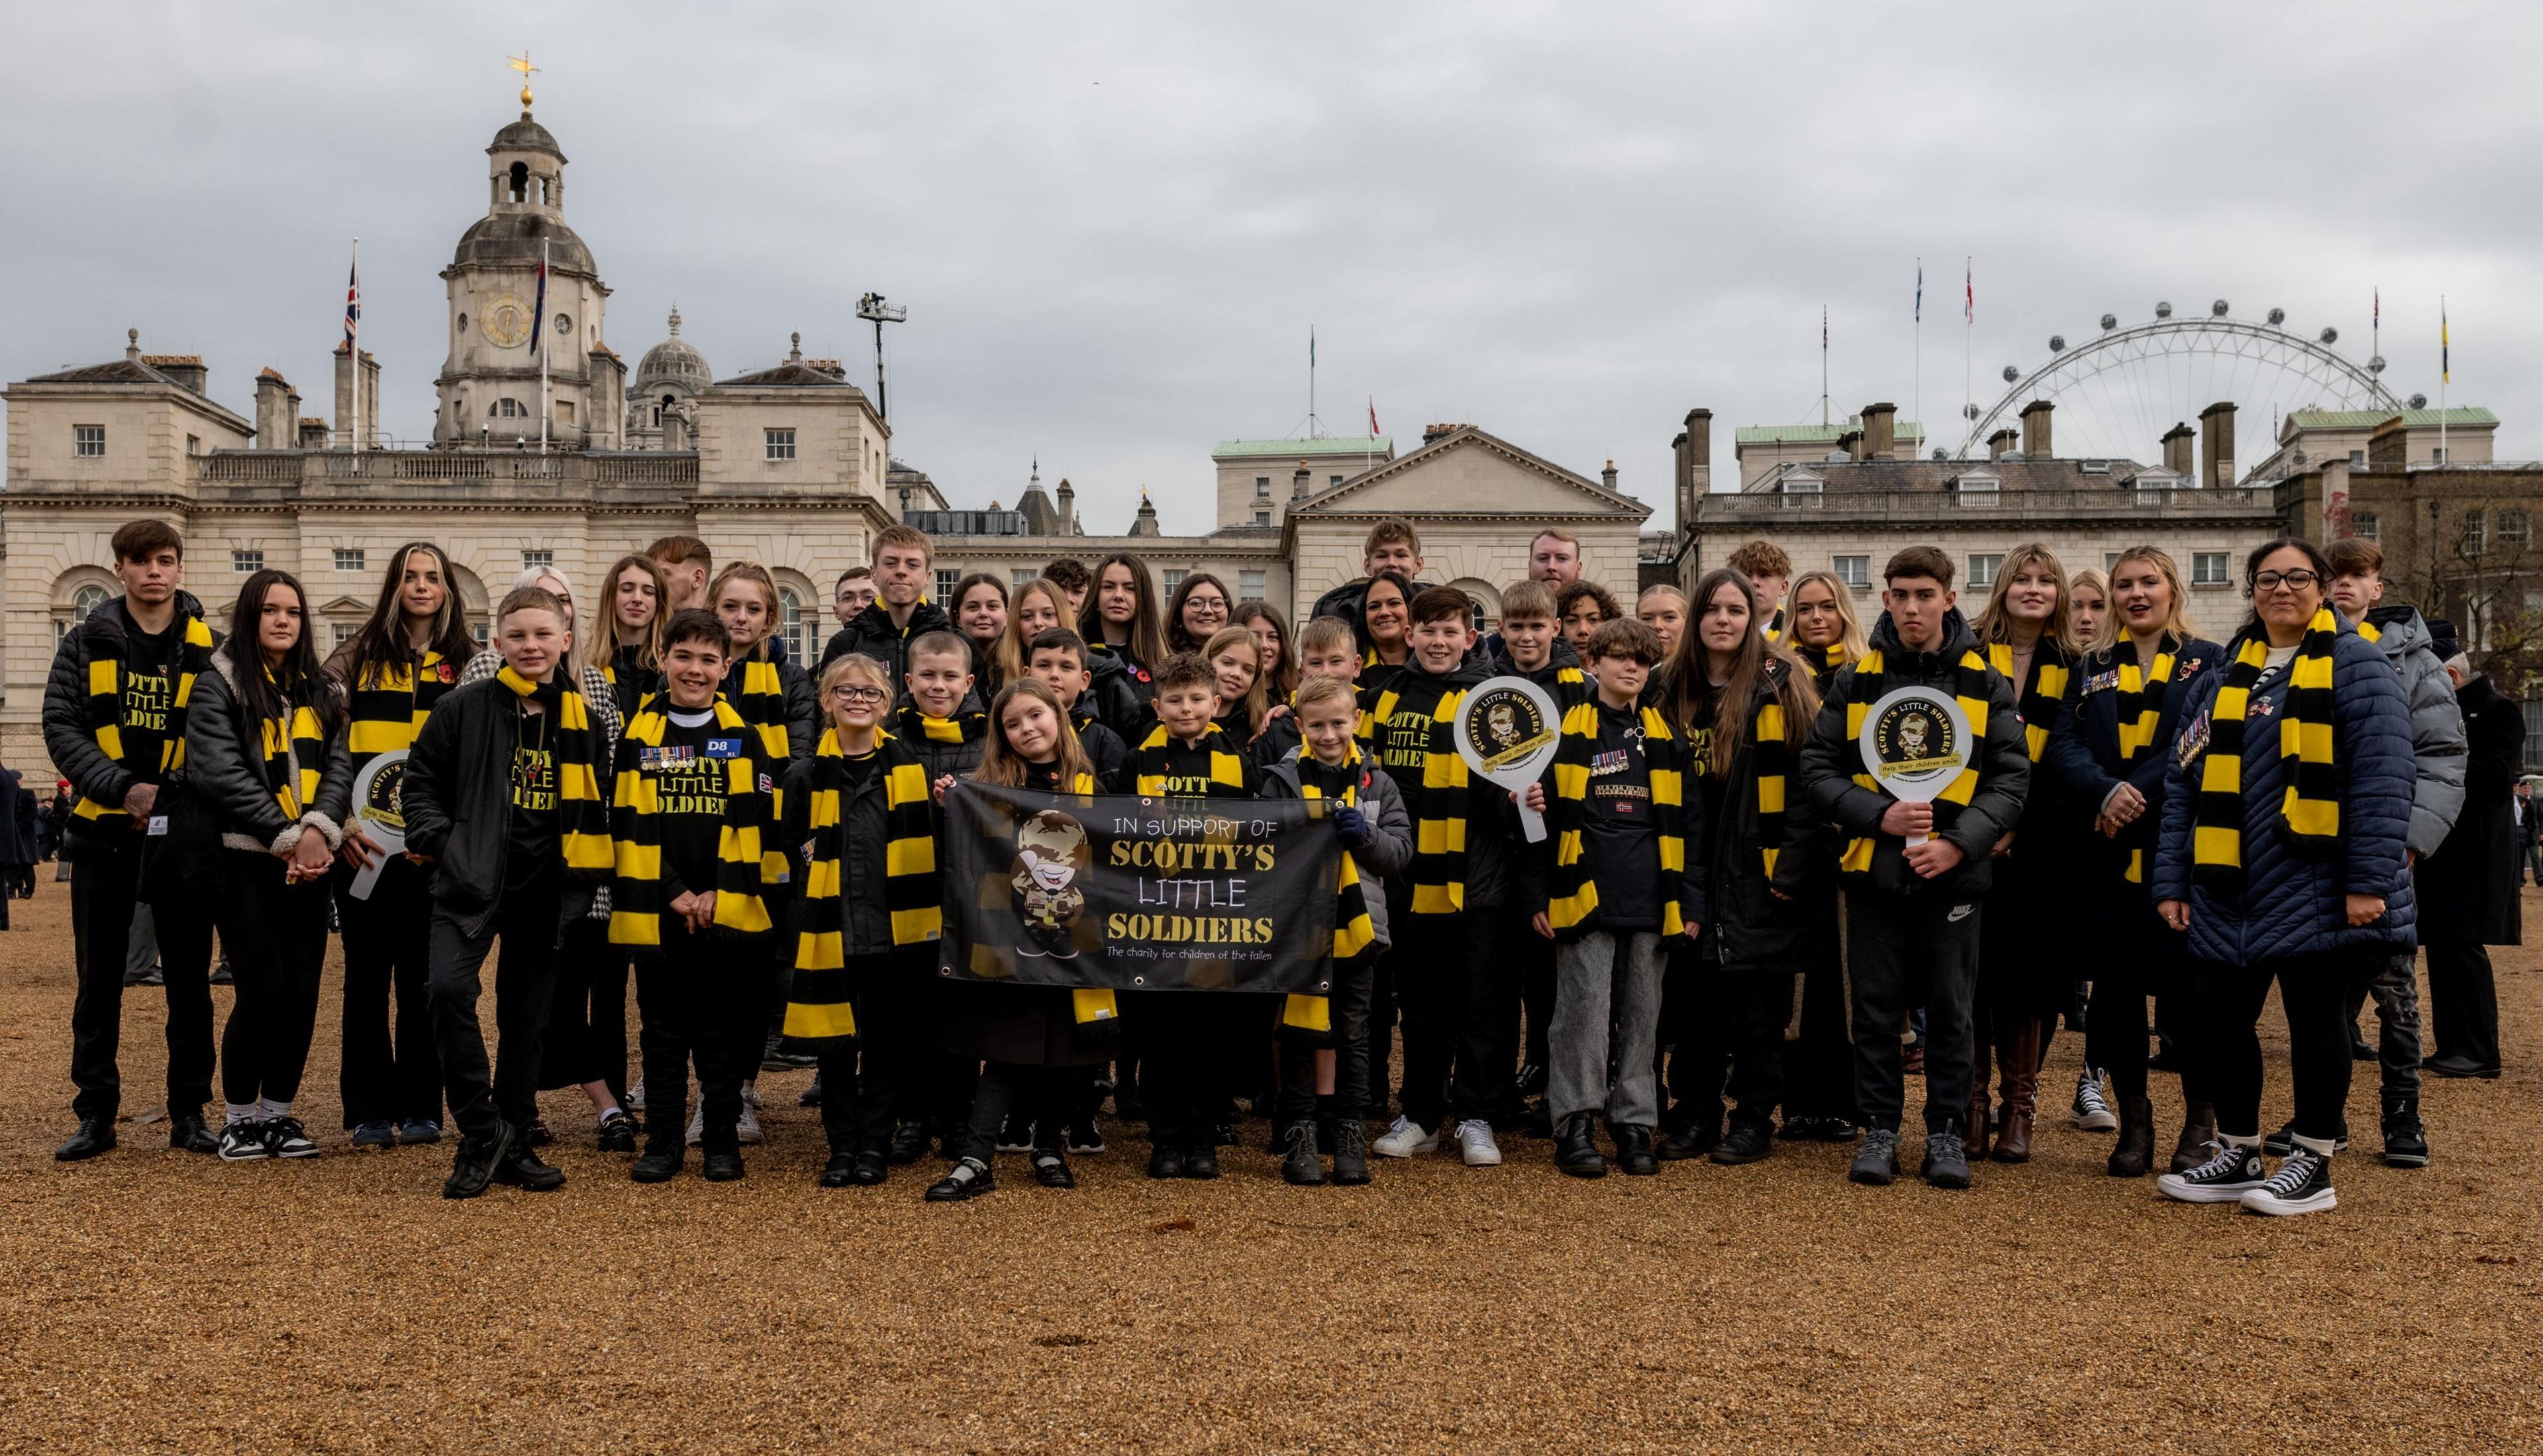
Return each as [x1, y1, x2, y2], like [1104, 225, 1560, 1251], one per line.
[1840, 428, 1866, 462]
[1861, 402, 1898, 460]
[1421, 421, 1468, 446]
[2019, 399, 2055, 459]
[1683, 409, 1711, 505]
[297, 416, 330, 450]
[1601, 460, 1618, 491]
[1987, 427, 2019, 460]
[1055, 476, 1077, 534]
[2199, 401, 2236, 488]
[143, 355, 207, 395]
[1293, 463, 1312, 500]
[255, 368, 294, 447]
[2161, 421, 2195, 477]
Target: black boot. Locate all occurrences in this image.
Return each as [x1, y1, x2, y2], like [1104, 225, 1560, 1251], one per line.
[1281, 1122, 1326, 1186]
[2107, 1096, 2155, 1179]
[887, 1120, 930, 1165]
[1710, 1117, 1774, 1165]
[1146, 1142, 1186, 1179]
[2381, 1096, 2428, 1169]
[1613, 1123, 1658, 1176]
[54, 1116, 117, 1161]
[1329, 1118, 1371, 1186]
[492, 1138, 566, 1192]
[1657, 1104, 1720, 1161]
[701, 1141, 745, 1182]
[1554, 1112, 1607, 1178]
[632, 1137, 683, 1183]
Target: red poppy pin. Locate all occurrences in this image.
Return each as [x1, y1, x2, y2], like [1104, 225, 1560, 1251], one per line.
[437, 662, 458, 683]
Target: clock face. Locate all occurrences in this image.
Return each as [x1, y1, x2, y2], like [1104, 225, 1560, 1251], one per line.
[480, 295, 532, 349]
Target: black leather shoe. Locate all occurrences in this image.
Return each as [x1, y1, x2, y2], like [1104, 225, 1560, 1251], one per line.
[54, 1116, 116, 1161]
[167, 1110, 221, 1155]
[2427, 1054, 2502, 1080]
[632, 1143, 682, 1183]
[852, 1148, 889, 1185]
[491, 1141, 565, 1192]
[887, 1121, 930, 1165]
[442, 1122, 515, 1200]
[1554, 1112, 1607, 1178]
[1031, 1149, 1076, 1189]
[1710, 1120, 1775, 1166]
[1656, 1115, 1719, 1161]
[701, 1147, 745, 1182]
[1146, 1145, 1185, 1179]
[924, 1157, 994, 1201]
[1182, 1145, 1221, 1179]
[596, 1112, 639, 1153]
[817, 1153, 858, 1188]
[1614, 1123, 1660, 1175]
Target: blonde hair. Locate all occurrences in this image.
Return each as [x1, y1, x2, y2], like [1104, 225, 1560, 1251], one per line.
[815, 653, 893, 734]
[512, 565, 587, 678]
[1202, 625, 1268, 739]
[1293, 673, 1356, 716]
[708, 561, 781, 654]
[1970, 542, 2073, 653]
[2101, 547, 2200, 650]
[1785, 569, 1867, 664]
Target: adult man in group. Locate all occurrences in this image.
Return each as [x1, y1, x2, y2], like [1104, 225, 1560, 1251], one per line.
[1526, 528, 1582, 587]
[832, 567, 877, 634]
[44, 520, 223, 1161]
[819, 524, 948, 683]
[647, 536, 714, 614]
[2421, 646, 2521, 1081]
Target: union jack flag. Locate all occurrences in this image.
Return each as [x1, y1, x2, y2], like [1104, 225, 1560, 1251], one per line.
[343, 254, 360, 348]
[527, 250, 548, 355]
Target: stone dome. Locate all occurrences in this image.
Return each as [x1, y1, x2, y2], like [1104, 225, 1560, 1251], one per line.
[489, 112, 566, 161]
[450, 212, 596, 274]
[633, 309, 711, 393]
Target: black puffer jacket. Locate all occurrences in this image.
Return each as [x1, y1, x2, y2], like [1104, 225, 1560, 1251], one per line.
[819, 599, 953, 686]
[1081, 644, 1154, 740]
[184, 648, 353, 853]
[41, 592, 218, 849]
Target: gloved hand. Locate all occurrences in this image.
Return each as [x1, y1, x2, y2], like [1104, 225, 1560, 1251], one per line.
[1332, 805, 1368, 847]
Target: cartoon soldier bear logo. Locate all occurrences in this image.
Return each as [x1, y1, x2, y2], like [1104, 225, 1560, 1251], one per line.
[1011, 808, 1095, 959]
[1462, 685, 1554, 773]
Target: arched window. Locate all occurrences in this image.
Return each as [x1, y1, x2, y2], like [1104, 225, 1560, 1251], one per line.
[489, 398, 528, 419]
[56, 581, 111, 642]
[508, 161, 528, 203]
[779, 588, 807, 667]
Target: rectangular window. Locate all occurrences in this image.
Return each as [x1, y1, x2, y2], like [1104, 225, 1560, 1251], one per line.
[1833, 555, 1870, 589]
[522, 550, 554, 570]
[1330, 474, 1344, 488]
[1254, 510, 1271, 527]
[1967, 554, 2003, 589]
[764, 428, 796, 461]
[185, 434, 201, 456]
[334, 548, 366, 572]
[1164, 569, 1188, 593]
[1255, 476, 1270, 497]
[1011, 568, 1038, 590]
[2502, 510, 2530, 549]
[2526, 685, 2543, 773]
[2432, 446, 2450, 465]
[2352, 511, 2380, 543]
[2462, 510, 2487, 553]
[2193, 552, 2229, 586]
[934, 569, 960, 604]
[2348, 450, 2367, 468]
[232, 550, 263, 573]
[1240, 569, 1267, 600]
[74, 425, 105, 458]
[331, 623, 358, 648]
[2105, 552, 2124, 573]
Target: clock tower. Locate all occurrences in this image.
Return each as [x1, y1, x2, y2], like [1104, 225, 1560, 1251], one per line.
[433, 97, 620, 448]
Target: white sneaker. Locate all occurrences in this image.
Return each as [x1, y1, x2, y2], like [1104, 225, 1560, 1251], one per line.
[2070, 1069, 2118, 1132]
[1370, 1116, 1438, 1158]
[740, 1083, 764, 1110]
[626, 1077, 647, 1114]
[684, 1103, 704, 1147]
[1454, 1119, 1503, 1167]
[736, 1103, 764, 1145]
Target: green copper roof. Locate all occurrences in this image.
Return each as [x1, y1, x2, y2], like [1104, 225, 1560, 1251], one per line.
[1213, 436, 1391, 458]
[2286, 407, 2496, 429]
[1734, 420, 1926, 445]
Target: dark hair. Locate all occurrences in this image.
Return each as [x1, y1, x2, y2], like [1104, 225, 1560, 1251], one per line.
[1666, 569, 1818, 778]
[1585, 616, 1664, 666]
[1040, 558, 1091, 595]
[1410, 585, 1473, 628]
[1028, 627, 1089, 666]
[834, 565, 873, 589]
[952, 571, 1008, 628]
[111, 519, 183, 563]
[1883, 545, 1954, 588]
[1360, 570, 1416, 644]
[229, 569, 340, 734]
[2244, 537, 2331, 589]
[1152, 650, 1217, 695]
[1234, 599, 1298, 701]
[660, 607, 731, 657]
[975, 678, 1093, 789]
[1079, 552, 1168, 668]
[1164, 571, 1232, 654]
[1556, 579, 1620, 624]
[337, 542, 475, 690]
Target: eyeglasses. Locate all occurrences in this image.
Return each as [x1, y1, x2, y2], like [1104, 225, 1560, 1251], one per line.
[2250, 569, 2320, 593]
[829, 685, 887, 704]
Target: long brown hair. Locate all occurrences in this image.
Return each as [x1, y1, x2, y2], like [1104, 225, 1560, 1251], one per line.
[1970, 542, 2073, 653]
[975, 678, 1093, 789]
[338, 542, 475, 687]
[1666, 569, 1818, 779]
[1235, 599, 1299, 701]
[1203, 625, 1270, 740]
[1166, 571, 1233, 655]
[595, 553, 670, 671]
[1078, 552, 1167, 669]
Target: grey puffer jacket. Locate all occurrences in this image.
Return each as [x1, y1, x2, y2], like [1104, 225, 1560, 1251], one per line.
[185, 647, 354, 856]
[2360, 605, 2467, 857]
[1260, 754, 1415, 951]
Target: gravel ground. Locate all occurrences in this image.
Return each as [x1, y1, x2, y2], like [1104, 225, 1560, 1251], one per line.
[0, 885, 2535, 1453]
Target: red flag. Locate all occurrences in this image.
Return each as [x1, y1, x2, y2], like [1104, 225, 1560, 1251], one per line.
[1368, 399, 1380, 436]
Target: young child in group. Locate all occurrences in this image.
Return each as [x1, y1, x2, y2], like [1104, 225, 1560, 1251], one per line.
[897, 628, 991, 790]
[1260, 675, 1413, 1186]
[1204, 626, 1270, 748]
[1129, 652, 1264, 1179]
[1557, 581, 1621, 661]
[403, 586, 616, 1199]
[1532, 617, 1699, 1178]
[1026, 628, 1130, 793]
[925, 679, 1111, 1202]
[782, 653, 945, 1189]
[1252, 614, 1371, 765]
[608, 609, 777, 1183]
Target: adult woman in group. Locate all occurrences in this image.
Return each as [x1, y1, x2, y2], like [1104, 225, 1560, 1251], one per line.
[1236, 600, 1299, 704]
[1782, 569, 1866, 693]
[1164, 571, 1232, 656]
[994, 577, 1073, 694]
[595, 553, 669, 718]
[1359, 572, 1415, 675]
[2068, 569, 2110, 652]
[951, 573, 1010, 693]
[2044, 546, 2220, 1176]
[2153, 538, 2415, 1218]
[1077, 552, 1166, 730]
[188, 569, 350, 1161]
[462, 565, 636, 1149]
[330, 542, 476, 1148]
[1964, 544, 2080, 1164]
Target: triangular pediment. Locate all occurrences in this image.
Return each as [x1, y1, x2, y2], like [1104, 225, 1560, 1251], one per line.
[1289, 428, 1649, 520]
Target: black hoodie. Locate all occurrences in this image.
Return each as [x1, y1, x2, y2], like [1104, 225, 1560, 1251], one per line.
[818, 597, 954, 687]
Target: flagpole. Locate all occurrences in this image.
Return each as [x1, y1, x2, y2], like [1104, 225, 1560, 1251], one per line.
[539, 237, 552, 455]
[1913, 258, 1922, 460]
[350, 236, 360, 454]
[1962, 256, 1973, 458]
[1820, 305, 1828, 427]
[2439, 295, 2448, 466]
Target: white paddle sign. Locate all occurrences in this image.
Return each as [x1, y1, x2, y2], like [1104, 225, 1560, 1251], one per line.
[1452, 675, 1562, 843]
[346, 750, 411, 900]
[1854, 685, 1972, 848]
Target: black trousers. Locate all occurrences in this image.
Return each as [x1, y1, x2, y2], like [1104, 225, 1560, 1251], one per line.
[815, 955, 934, 1154]
[539, 915, 629, 1098]
[427, 879, 566, 1142]
[1848, 891, 1983, 1134]
[68, 836, 214, 1122]
[2085, 888, 2193, 1105]
[1367, 953, 1400, 1120]
[215, 850, 330, 1109]
[1393, 910, 1513, 1130]
[2193, 946, 2377, 1144]
[959, 1063, 1071, 1165]
[1784, 916, 1856, 1123]
[1712, 963, 1795, 1130]
[633, 930, 760, 1151]
[2424, 940, 2502, 1072]
[335, 856, 444, 1128]
[1132, 991, 1273, 1151]
[1275, 951, 1377, 1126]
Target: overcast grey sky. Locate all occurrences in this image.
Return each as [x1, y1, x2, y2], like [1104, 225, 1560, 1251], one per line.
[5, 2, 2536, 534]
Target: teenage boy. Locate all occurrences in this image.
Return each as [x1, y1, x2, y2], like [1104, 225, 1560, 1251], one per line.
[646, 536, 714, 614]
[1026, 628, 1128, 790]
[2315, 537, 2464, 1167]
[1368, 586, 1518, 1167]
[1726, 540, 1792, 639]
[609, 610, 776, 1183]
[1481, 579, 1587, 1123]
[832, 567, 877, 632]
[1797, 547, 2028, 1190]
[405, 585, 617, 1198]
[1251, 614, 1373, 765]
[1532, 618, 1696, 1177]
[44, 520, 223, 1161]
[821, 524, 949, 680]
[1129, 651, 1263, 1178]
[1041, 558, 1093, 621]
[1309, 519, 1424, 642]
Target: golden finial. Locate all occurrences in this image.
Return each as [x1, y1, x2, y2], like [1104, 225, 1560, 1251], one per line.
[509, 50, 539, 111]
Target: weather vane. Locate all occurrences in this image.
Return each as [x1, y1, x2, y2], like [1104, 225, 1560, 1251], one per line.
[509, 50, 539, 110]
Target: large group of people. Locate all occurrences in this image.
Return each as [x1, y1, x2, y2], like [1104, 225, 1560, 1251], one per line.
[41, 512, 2520, 1216]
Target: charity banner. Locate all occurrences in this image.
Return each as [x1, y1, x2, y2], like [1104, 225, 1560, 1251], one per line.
[938, 782, 1341, 995]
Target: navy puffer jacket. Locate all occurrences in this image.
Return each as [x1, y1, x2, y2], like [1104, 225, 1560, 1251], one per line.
[2152, 624, 2416, 965]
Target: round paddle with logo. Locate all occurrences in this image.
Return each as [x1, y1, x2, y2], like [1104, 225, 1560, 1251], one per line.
[346, 749, 411, 900]
[1854, 685, 1972, 847]
[1452, 675, 1561, 842]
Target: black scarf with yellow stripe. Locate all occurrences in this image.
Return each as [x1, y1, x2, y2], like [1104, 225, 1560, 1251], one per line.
[495, 666, 615, 881]
[2190, 607, 2344, 889]
[1836, 645, 1996, 874]
[785, 728, 942, 1041]
[344, 649, 458, 769]
[722, 646, 795, 763]
[1132, 721, 1253, 799]
[607, 698, 775, 949]
[1984, 639, 2074, 763]
[1366, 671, 1473, 916]
[1742, 662, 1799, 880]
[2106, 632, 2183, 885]
[1279, 745, 1379, 1044]
[70, 607, 217, 828]
[893, 701, 989, 753]
[1542, 701, 1689, 940]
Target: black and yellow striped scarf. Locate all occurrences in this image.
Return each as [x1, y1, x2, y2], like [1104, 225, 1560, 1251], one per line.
[1764, 608, 1785, 645]
[344, 650, 456, 768]
[70, 610, 217, 826]
[1542, 701, 1687, 937]
[1132, 721, 1250, 797]
[1366, 675, 1471, 916]
[722, 647, 793, 763]
[1744, 667, 1797, 879]
[1985, 640, 2073, 763]
[2109, 634, 2182, 885]
[255, 699, 327, 823]
[785, 728, 941, 1040]
[2190, 607, 2344, 889]
[607, 699, 774, 947]
[1836, 646, 1995, 874]
[495, 666, 615, 879]
[891, 701, 988, 753]
[1280, 746, 1379, 1041]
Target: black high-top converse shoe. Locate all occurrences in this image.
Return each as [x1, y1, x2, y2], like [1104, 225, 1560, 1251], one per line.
[2158, 1141, 2268, 1203]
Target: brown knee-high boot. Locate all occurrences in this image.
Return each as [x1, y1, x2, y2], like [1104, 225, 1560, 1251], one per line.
[1991, 1016, 2042, 1163]
[1965, 1021, 1993, 1161]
